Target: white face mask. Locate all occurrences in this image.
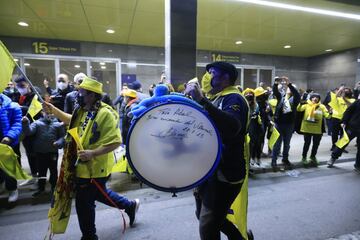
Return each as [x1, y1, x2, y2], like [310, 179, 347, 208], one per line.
[17, 87, 29, 96]
[58, 82, 68, 90]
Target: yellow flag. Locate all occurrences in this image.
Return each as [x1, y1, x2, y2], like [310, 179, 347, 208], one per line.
[67, 128, 84, 150]
[0, 41, 16, 92]
[28, 95, 42, 120]
[335, 128, 350, 149]
[0, 143, 31, 180]
[227, 134, 250, 239]
[112, 154, 128, 173]
[268, 126, 280, 150]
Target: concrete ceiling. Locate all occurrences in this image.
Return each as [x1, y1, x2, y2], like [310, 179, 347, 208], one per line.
[0, 0, 360, 57]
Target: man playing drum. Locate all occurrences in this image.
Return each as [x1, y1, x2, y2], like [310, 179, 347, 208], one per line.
[185, 61, 253, 240]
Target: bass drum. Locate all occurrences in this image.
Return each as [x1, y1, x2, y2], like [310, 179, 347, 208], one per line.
[126, 101, 221, 193]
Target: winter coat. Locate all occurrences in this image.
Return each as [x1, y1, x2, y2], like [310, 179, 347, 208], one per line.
[48, 85, 74, 111]
[22, 117, 65, 153]
[342, 99, 360, 135]
[0, 94, 22, 147]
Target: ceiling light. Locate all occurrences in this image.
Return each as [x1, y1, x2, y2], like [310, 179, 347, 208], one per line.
[74, 65, 80, 68]
[24, 63, 30, 66]
[101, 66, 106, 69]
[108, 49, 113, 53]
[284, 45, 291, 49]
[90, 66, 93, 69]
[18, 21, 29, 27]
[127, 62, 137, 68]
[325, 49, 333, 52]
[106, 29, 115, 34]
[100, 62, 106, 66]
[233, 0, 360, 20]
[235, 40, 243, 45]
[14, 58, 19, 62]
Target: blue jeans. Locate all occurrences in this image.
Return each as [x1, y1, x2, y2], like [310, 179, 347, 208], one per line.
[272, 123, 294, 163]
[75, 177, 133, 239]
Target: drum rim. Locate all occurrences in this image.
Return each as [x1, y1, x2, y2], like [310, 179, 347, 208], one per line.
[125, 100, 222, 193]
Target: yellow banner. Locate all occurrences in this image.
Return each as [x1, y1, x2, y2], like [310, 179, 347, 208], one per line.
[335, 128, 350, 149]
[0, 143, 31, 180]
[112, 154, 128, 173]
[227, 134, 250, 239]
[28, 95, 42, 120]
[268, 126, 280, 150]
[0, 41, 16, 92]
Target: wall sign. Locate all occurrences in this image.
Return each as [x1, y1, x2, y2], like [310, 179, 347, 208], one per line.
[211, 52, 240, 63]
[31, 40, 80, 55]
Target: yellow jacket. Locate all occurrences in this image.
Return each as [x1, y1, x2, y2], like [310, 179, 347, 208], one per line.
[297, 101, 330, 134]
[329, 92, 355, 120]
[73, 103, 122, 178]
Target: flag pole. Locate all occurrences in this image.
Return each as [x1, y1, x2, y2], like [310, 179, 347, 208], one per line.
[14, 64, 44, 103]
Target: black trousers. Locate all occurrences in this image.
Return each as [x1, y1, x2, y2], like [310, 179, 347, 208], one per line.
[23, 137, 38, 176]
[332, 130, 360, 167]
[195, 176, 245, 240]
[331, 118, 342, 147]
[302, 134, 322, 158]
[36, 152, 58, 191]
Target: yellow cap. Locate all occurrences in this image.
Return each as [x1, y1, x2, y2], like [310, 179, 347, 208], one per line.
[79, 77, 103, 94]
[123, 89, 137, 98]
[254, 87, 267, 97]
[242, 88, 255, 96]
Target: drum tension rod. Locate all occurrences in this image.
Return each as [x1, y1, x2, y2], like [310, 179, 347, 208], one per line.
[172, 192, 177, 197]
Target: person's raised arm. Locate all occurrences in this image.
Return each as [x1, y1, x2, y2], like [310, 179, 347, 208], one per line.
[42, 101, 72, 125]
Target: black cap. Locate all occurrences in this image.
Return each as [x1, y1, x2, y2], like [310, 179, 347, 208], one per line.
[206, 61, 238, 83]
[129, 80, 142, 90]
[14, 75, 27, 83]
[310, 92, 321, 100]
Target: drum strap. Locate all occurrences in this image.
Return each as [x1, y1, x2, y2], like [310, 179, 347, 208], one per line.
[90, 178, 127, 234]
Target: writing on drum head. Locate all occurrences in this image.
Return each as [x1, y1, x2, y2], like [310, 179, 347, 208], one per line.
[146, 107, 213, 140]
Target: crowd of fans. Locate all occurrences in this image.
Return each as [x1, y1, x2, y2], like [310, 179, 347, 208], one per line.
[0, 70, 359, 204]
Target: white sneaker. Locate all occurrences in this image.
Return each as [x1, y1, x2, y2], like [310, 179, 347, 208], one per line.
[19, 178, 36, 187]
[8, 190, 18, 203]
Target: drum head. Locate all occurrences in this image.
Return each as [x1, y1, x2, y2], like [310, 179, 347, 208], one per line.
[126, 101, 221, 193]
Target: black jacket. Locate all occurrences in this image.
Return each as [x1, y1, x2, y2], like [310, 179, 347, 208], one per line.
[201, 93, 249, 182]
[273, 83, 300, 124]
[48, 85, 74, 111]
[342, 99, 360, 135]
[64, 90, 78, 114]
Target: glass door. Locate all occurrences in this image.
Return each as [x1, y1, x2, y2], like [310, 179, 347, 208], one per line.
[59, 60, 87, 83]
[90, 61, 117, 100]
[23, 58, 56, 95]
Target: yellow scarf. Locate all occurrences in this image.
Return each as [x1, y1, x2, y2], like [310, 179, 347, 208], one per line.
[306, 99, 320, 122]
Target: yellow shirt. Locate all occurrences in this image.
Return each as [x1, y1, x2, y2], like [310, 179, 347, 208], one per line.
[329, 92, 355, 120]
[74, 103, 122, 178]
[297, 101, 329, 134]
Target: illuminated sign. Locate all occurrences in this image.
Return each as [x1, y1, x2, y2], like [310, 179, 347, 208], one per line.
[31, 40, 80, 55]
[211, 52, 240, 63]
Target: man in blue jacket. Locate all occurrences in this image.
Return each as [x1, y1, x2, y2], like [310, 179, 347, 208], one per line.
[0, 93, 22, 202]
